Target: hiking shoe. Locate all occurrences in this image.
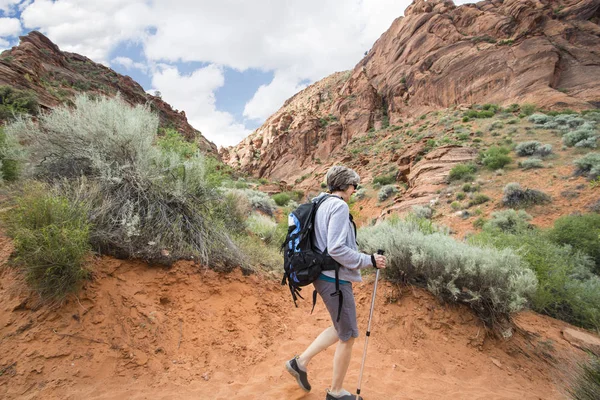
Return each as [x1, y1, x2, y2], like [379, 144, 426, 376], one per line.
[285, 357, 310, 392]
[326, 389, 363, 400]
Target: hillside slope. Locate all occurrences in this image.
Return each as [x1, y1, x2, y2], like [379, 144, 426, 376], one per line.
[222, 0, 600, 181]
[0, 31, 217, 155]
[0, 234, 596, 400]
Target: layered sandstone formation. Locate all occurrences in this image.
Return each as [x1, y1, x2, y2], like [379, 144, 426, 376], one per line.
[0, 31, 217, 154]
[223, 0, 600, 183]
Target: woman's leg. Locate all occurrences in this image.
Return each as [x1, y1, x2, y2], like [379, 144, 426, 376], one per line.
[297, 325, 339, 369]
[330, 336, 355, 394]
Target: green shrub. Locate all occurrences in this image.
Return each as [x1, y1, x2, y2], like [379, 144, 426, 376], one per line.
[481, 146, 511, 170]
[521, 104, 536, 116]
[156, 128, 198, 159]
[245, 213, 281, 246]
[412, 205, 433, 219]
[519, 158, 544, 170]
[372, 173, 396, 186]
[472, 230, 600, 331]
[489, 121, 504, 131]
[456, 192, 466, 200]
[574, 153, 600, 180]
[483, 209, 532, 234]
[378, 184, 398, 201]
[272, 193, 291, 206]
[0, 85, 39, 121]
[0, 125, 23, 182]
[4, 182, 91, 299]
[464, 110, 495, 119]
[451, 201, 462, 210]
[358, 217, 538, 327]
[548, 214, 600, 274]
[502, 182, 551, 208]
[7, 94, 242, 269]
[468, 194, 490, 207]
[568, 354, 600, 400]
[448, 163, 477, 182]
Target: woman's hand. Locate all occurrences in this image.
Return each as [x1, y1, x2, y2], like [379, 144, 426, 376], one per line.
[372, 254, 387, 269]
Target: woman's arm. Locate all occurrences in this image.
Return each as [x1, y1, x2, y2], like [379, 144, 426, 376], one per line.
[326, 201, 372, 269]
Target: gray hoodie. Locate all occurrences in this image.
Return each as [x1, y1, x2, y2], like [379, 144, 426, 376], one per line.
[312, 193, 373, 282]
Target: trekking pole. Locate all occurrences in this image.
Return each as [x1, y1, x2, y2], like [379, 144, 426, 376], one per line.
[356, 249, 384, 400]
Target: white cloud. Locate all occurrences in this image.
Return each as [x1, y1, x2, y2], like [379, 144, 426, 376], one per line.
[0, 37, 9, 49]
[21, 0, 153, 62]
[0, 17, 21, 36]
[111, 56, 148, 73]
[150, 64, 250, 148]
[243, 71, 308, 122]
[15, 0, 431, 146]
[0, 0, 22, 15]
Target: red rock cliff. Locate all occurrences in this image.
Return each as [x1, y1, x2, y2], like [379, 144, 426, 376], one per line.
[223, 0, 600, 180]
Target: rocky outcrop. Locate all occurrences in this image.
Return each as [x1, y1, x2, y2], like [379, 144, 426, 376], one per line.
[224, 0, 600, 180]
[0, 31, 217, 155]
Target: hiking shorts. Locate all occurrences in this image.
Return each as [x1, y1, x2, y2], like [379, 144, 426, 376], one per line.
[313, 279, 359, 342]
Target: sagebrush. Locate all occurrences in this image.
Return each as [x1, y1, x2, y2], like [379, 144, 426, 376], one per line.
[358, 217, 537, 327]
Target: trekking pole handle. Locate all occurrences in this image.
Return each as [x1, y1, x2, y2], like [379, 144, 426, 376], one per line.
[356, 250, 384, 399]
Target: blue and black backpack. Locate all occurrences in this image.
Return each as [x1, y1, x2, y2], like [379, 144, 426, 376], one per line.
[281, 194, 344, 321]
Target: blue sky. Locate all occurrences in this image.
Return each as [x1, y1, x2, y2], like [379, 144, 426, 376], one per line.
[0, 0, 471, 147]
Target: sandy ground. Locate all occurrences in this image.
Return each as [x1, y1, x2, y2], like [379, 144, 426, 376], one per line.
[0, 234, 591, 400]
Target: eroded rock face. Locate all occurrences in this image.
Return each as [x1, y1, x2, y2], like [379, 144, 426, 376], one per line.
[225, 0, 600, 180]
[0, 31, 217, 155]
[382, 145, 479, 216]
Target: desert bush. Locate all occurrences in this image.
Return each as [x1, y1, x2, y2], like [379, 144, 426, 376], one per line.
[354, 187, 367, 200]
[502, 182, 551, 208]
[548, 214, 600, 274]
[358, 217, 538, 327]
[568, 353, 600, 400]
[448, 163, 477, 182]
[372, 173, 396, 186]
[563, 126, 598, 148]
[528, 113, 551, 124]
[272, 192, 291, 207]
[4, 181, 91, 299]
[574, 153, 600, 180]
[555, 114, 586, 129]
[211, 190, 249, 236]
[482, 209, 533, 234]
[456, 192, 466, 200]
[515, 141, 552, 158]
[481, 146, 511, 170]
[472, 230, 600, 331]
[515, 141, 542, 156]
[464, 110, 495, 119]
[468, 193, 490, 207]
[0, 85, 39, 121]
[156, 128, 198, 159]
[489, 121, 504, 131]
[245, 213, 281, 246]
[0, 125, 23, 182]
[378, 184, 398, 201]
[521, 104, 536, 116]
[233, 188, 277, 216]
[233, 234, 283, 274]
[7, 94, 242, 268]
[519, 158, 544, 170]
[412, 205, 433, 219]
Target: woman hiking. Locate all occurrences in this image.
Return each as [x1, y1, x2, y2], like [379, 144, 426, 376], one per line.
[285, 165, 387, 400]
